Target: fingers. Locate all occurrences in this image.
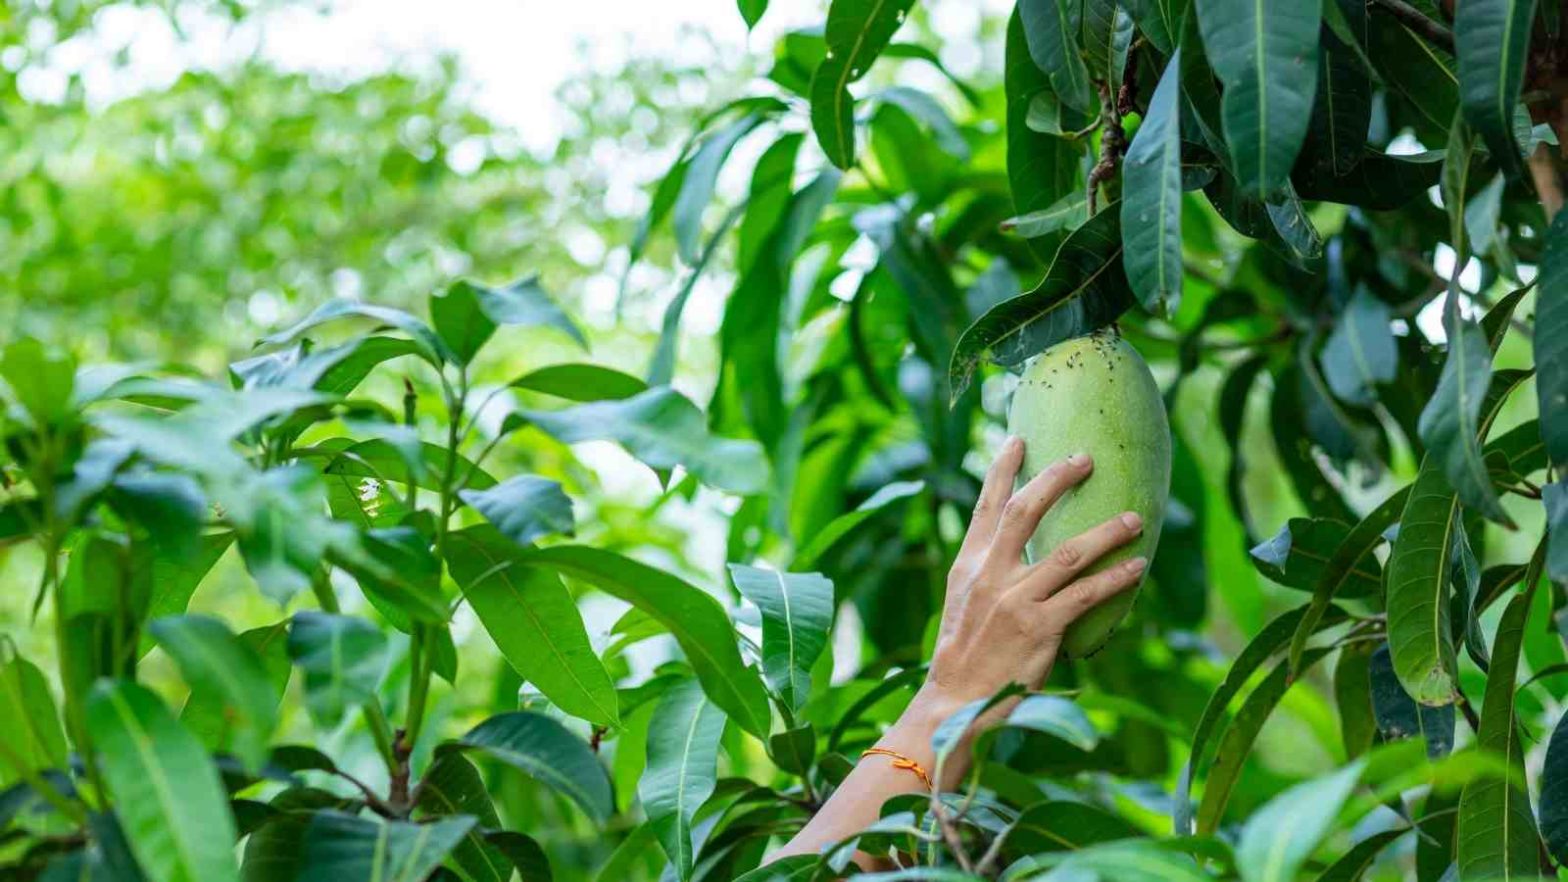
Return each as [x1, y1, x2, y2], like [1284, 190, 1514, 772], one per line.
[1042, 556, 1148, 628]
[958, 436, 1025, 561]
[1017, 511, 1143, 601]
[987, 453, 1093, 564]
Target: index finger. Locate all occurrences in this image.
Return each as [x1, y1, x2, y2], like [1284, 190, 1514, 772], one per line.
[956, 436, 1025, 561]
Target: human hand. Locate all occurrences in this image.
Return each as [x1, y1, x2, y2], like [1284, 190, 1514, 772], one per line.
[901, 436, 1148, 772]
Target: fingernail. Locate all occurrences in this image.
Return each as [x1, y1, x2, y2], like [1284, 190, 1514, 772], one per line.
[1067, 452, 1090, 467]
[1125, 557, 1147, 574]
[1006, 435, 1023, 453]
[1120, 512, 1142, 531]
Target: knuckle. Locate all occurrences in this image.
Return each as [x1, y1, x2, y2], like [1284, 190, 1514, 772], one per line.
[1051, 541, 1083, 569]
[1001, 495, 1028, 522]
[1064, 580, 1100, 610]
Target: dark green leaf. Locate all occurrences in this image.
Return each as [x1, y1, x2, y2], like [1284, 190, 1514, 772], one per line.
[1455, 0, 1535, 178]
[729, 565, 834, 714]
[1308, 30, 1372, 178]
[519, 545, 772, 738]
[1542, 712, 1568, 864]
[1369, 643, 1455, 757]
[808, 0, 916, 168]
[1005, 8, 1086, 260]
[413, 752, 513, 882]
[1196, 0, 1320, 196]
[459, 475, 574, 548]
[1456, 585, 1541, 878]
[519, 387, 769, 496]
[85, 681, 240, 882]
[1250, 517, 1384, 598]
[640, 679, 726, 879]
[949, 205, 1134, 399]
[1122, 51, 1183, 315]
[449, 711, 613, 822]
[1537, 210, 1568, 468]
[1291, 150, 1443, 209]
[1334, 641, 1378, 761]
[446, 526, 619, 728]
[286, 612, 388, 729]
[1314, 828, 1407, 882]
[768, 724, 816, 776]
[1019, 0, 1094, 113]
[298, 810, 473, 882]
[1417, 294, 1514, 526]
[738, 0, 767, 29]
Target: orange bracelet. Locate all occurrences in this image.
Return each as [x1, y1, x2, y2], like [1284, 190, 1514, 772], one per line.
[860, 747, 934, 790]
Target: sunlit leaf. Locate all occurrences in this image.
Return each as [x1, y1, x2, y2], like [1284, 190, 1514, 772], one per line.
[730, 564, 834, 714]
[149, 615, 278, 771]
[1236, 760, 1365, 882]
[808, 0, 915, 168]
[640, 679, 725, 879]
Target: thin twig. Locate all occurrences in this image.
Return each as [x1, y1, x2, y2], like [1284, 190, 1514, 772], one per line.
[1369, 0, 1455, 53]
[1529, 143, 1565, 221]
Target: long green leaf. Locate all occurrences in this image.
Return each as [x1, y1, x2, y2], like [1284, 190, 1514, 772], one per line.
[1537, 210, 1568, 468]
[520, 545, 772, 738]
[1418, 292, 1514, 526]
[808, 0, 916, 168]
[0, 644, 67, 786]
[446, 526, 619, 728]
[949, 205, 1133, 399]
[149, 615, 278, 771]
[1196, 0, 1321, 196]
[286, 612, 388, 729]
[413, 752, 513, 882]
[298, 810, 473, 882]
[458, 475, 575, 548]
[1456, 585, 1542, 878]
[1369, 642, 1456, 758]
[1121, 50, 1183, 315]
[1237, 760, 1366, 882]
[449, 711, 613, 822]
[509, 363, 647, 403]
[1542, 711, 1568, 864]
[640, 679, 726, 880]
[1455, 0, 1536, 178]
[729, 565, 834, 714]
[673, 113, 771, 264]
[85, 681, 239, 882]
[1005, 7, 1086, 261]
[1019, 0, 1095, 113]
[1314, 828, 1407, 882]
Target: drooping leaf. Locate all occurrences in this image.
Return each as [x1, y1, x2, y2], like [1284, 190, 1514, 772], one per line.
[1418, 293, 1514, 526]
[518, 387, 769, 495]
[729, 565, 834, 714]
[1334, 640, 1378, 761]
[1001, 800, 1140, 857]
[673, 112, 772, 264]
[339, 527, 449, 627]
[519, 545, 772, 738]
[1121, 50, 1183, 315]
[85, 681, 240, 882]
[1456, 585, 1542, 879]
[149, 615, 278, 771]
[448, 711, 613, 822]
[1542, 712, 1568, 864]
[1537, 210, 1568, 469]
[792, 480, 924, 570]
[0, 644, 68, 786]
[1366, 0, 1459, 138]
[286, 612, 388, 729]
[808, 0, 916, 168]
[1005, 7, 1087, 260]
[1321, 286, 1397, 406]
[1369, 643, 1455, 757]
[1454, 0, 1536, 178]
[1019, 0, 1095, 113]
[459, 475, 575, 548]
[1314, 828, 1407, 882]
[1307, 29, 1372, 178]
[1236, 760, 1366, 882]
[446, 526, 619, 728]
[640, 679, 726, 880]
[1196, 0, 1321, 196]
[949, 205, 1134, 399]
[297, 810, 473, 882]
[738, 0, 768, 29]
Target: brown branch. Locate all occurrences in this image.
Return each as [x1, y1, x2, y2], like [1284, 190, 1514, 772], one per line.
[1369, 0, 1456, 53]
[1529, 143, 1565, 221]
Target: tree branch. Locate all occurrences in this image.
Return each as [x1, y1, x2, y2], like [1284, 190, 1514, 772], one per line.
[1529, 143, 1565, 221]
[1370, 0, 1456, 53]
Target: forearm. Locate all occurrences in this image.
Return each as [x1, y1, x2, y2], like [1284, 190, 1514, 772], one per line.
[770, 691, 963, 868]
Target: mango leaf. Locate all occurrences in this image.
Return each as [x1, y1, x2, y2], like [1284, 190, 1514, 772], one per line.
[413, 752, 516, 882]
[509, 363, 647, 402]
[1321, 286, 1397, 406]
[286, 612, 388, 729]
[1003, 193, 1090, 238]
[1390, 368, 1532, 705]
[738, 0, 767, 29]
[1196, 0, 1320, 196]
[1005, 8, 1087, 262]
[999, 694, 1098, 751]
[1236, 760, 1366, 882]
[1287, 486, 1410, 678]
[1175, 604, 1346, 835]
[729, 565, 834, 714]
[1121, 50, 1183, 315]
[1418, 293, 1514, 526]
[1024, 839, 1214, 882]
[519, 545, 772, 739]
[640, 679, 726, 880]
[1369, 643, 1455, 757]
[808, 0, 916, 168]
[447, 711, 613, 822]
[261, 299, 445, 366]
[1001, 800, 1139, 856]
[339, 527, 449, 627]
[148, 615, 278, 772]
[518, 387, 769, 496]
[768, 724, 816, 776]
[1454, 0, 1535, 178]
[1550, 480, 1568, 583]
[1366, 0, 1459, 138]
[1196, 648, 1332, 834]
[1019, 0, 1094, 113]
[1334, 641, 1378, 761]
[297, 810, 473, 882]
[459, 475, 574, 548]
[1542, 712, 1568, 864]
[673, 112, 772, 264]
[949, 205, 1133, 399]
[1537, 210, 1568, 468]
[446, 526, 619, 728]
[1314, 828, 1407, 882]
[1307, 29, 1372, 178]
[430, 278, 586, 366]
[0, 644, 68, 786]
[1291, 150, 1444, 209]
[1250, 518, 1383, 598]
[85, 681, 240, 882]
[1456, 585, 1542, 879]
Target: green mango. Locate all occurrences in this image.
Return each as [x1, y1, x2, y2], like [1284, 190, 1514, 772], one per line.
[1005, 331, 1171, 657]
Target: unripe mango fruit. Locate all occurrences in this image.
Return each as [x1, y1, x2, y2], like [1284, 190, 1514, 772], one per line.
[1005, 331, 1171, 658]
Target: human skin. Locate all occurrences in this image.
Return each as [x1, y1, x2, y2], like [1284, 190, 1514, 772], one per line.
[769, 437, 1147, 868]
